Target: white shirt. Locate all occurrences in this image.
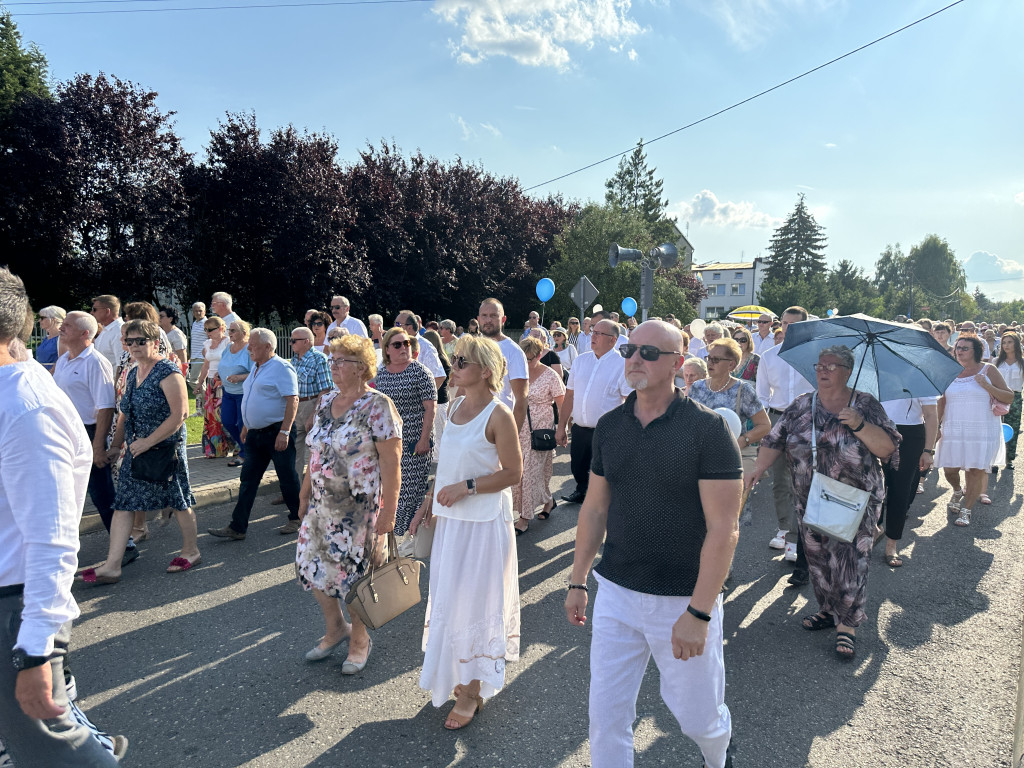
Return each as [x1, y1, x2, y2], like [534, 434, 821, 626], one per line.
[415, 338, 446, 378]
[0, 362, 90, 656]
[52, 345, 115, 426]
[220, 311, 241, 329]
[752, 332, 775, 356]
[92, 317, 124, 370]
[166, 326, 187, 355]
[556, 345, 578, 371]
[566, 350, 632, 428]
[576, 333, 592, 354]
[615, 334, 628, 350]
[755, 344, 813, 411]
[881, 397, 938, 426]
[998, 360, 1024, 393]
[689, 338, 706, 358]
[203, 337, 229, 379]
[496, 336, 529, 412]
[326, 315, 369, 338]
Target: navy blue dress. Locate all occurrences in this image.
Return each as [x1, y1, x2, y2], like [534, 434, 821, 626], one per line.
[115, 358, 196, 511]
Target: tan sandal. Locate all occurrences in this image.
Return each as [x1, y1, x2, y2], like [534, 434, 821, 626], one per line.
[132, 526, 149, 543]
[445, 686, 484, 730]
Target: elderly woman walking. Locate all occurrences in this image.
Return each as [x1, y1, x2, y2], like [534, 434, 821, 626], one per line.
[35, 305, 66, 373]
[746, 345, 899, 659]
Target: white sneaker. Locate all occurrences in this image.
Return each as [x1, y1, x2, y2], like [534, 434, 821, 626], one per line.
[769, 530, 788, 549]
[784, 542, 798, 562]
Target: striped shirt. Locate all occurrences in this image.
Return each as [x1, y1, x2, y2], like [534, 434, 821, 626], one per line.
[291, 348, 332, 399]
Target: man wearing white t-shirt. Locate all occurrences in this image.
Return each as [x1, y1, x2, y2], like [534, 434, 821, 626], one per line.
[89, 294, 124, 371]
[478, 298, 528, 432]
[326, 295, 368, 338]
[211, 291, 241, 330]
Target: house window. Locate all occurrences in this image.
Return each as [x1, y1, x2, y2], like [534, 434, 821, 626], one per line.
[735, 272, 744, 279]
[731, 284, 745, 296]
[712, 272, 721, 280]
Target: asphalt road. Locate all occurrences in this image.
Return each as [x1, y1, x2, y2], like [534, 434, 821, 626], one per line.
[69, 453, 1023, 767]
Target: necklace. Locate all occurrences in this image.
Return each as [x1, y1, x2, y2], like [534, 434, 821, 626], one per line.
[707, 377, 734, 393]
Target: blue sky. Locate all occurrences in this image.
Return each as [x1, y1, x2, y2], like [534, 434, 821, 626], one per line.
[12, 0, 1024, 304]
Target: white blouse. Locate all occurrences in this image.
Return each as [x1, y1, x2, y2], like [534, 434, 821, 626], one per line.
[997, 360, 1024, 393]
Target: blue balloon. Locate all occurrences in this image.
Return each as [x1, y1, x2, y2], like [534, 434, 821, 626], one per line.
[827, 309, 835, 317]
[621, 297, 638, 317]
[536, 278, 555, 303]
[1004, 423, 1014, 443]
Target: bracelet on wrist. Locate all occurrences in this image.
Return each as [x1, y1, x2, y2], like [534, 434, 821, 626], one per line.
[923, 448, 935, 455]
[686, 604, 712, 622]
[567, 583, 588, 592]
[851, 420, 865, 433]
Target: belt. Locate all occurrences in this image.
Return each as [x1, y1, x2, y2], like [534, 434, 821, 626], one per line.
[769, 408, 786, 416]
[0, 584, 24, 598]
[298, 395, 318, 402]
[249, 422, 285, 433]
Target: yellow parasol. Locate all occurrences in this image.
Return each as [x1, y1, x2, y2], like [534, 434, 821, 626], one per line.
[727, 305, 775, 321]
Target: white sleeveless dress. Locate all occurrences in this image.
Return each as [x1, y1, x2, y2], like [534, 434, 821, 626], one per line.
[935, 373, 1005, 471]
[419, 397, 520, 707]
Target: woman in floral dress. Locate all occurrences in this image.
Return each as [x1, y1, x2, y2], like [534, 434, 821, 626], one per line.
[512, 336, 564, 534]
[297, 335, 402, 675]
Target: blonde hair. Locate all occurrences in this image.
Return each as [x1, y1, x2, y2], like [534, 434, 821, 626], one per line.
[204, 315, 226, 331]
[329, 335, 377, 381]
[707, 337, 742, 363]
[230, 319, 251, 339]
[381, 326, 419, 366]
[454, 335, 506, 394]
[519, 336, 544, 359]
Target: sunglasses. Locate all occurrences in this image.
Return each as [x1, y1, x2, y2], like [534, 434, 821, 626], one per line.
[618, 344, 679, 361]
[757, 320, 770, 324]
[452, 356, 481, 370]
[390, 339, 411, 349]
[290, 338, 306, 344]
[734, 337, 748, 343]
[124, 337, 150, 347]
[310, 321, 325, 327]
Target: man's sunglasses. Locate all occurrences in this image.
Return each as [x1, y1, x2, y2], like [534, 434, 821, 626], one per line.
[390, 339, 411, 349]
[452, 356, 481, 370]
[618, 344, 679, 361]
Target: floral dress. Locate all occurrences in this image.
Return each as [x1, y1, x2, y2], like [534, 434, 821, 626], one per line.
[296, 389, 402, 598]
[513, 365, 565, 520]
[762, 391, 900, 628]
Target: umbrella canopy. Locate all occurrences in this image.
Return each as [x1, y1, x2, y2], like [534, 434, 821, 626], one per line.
[779, 314, 963, 401]
[727, 305, 775, 321]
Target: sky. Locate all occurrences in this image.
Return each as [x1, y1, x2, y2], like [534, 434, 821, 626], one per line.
[10, 0, 1024, 305]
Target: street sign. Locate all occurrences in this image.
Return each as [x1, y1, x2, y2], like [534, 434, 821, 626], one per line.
[570, 276, 599, 314]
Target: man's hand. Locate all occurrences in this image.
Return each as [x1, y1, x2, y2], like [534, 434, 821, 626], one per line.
[555, 425, 568, 448]
[240, 426, 247, 444]
[413, 436, 431, 456]
[671, 611, 710, 660]
[274, 431, 289, 452]
[16, 664, 64, 720]
[565, 589, 588, 626]
[92, 445, 110, 468]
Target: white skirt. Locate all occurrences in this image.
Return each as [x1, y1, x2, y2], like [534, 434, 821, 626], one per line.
[419, 514, 520, 707]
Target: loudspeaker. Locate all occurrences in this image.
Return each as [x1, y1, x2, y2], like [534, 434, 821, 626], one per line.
[649, 243, 679, 269]
[608, 243, 644, 268]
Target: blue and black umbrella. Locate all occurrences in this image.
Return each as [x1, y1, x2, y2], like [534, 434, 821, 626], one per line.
[778, 313, 963, 401]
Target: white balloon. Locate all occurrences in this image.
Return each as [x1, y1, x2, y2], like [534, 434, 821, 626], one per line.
[592, 304, 603, 314]
[690, 318, 706, 337]
[714, 407, 743, 438]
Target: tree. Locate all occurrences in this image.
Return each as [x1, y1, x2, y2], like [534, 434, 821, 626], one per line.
[825, 259, 884, 317]
[875, 243, 908, 318]
[757, 273, 831, 318]
[762, 193, 828, 284]
[0, 11, 50, 123]
[604, 139, 676, 243]
[907, 235, 967, 318]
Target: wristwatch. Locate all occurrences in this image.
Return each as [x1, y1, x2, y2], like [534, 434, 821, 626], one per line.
[12, 648, 49, 672]
[466, 478, 477, 495]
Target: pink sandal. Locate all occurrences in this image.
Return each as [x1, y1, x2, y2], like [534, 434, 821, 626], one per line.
[166, 555, 201, 573]
[979, 494, 992, 505]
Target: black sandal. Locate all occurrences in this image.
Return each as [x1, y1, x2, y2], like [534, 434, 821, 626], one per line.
[536, 499, 557, 520]
[801, 611, 834, 631]
[835, 631, 856, 660]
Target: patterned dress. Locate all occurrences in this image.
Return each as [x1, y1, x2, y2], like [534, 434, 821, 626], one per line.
[296, 389, 402, 597]
[373, 360, 437, 535]
[762, 391, 900, 628]
[202, 338, 237, 458]
[513, 365, 565, 520]
[115, 359, 196, 512]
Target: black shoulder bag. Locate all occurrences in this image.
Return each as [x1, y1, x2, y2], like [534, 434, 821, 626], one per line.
[527, 404, 557, 452]
[127, 367, 180, 485]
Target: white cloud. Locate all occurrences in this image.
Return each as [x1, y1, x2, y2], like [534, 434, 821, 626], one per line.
[627, 48, 638, 61]
[480, 122, 502, 137]
[674, 189, 780, 229]
[450, 113, 473, 140]
[691, 0, 841, 50]
[824, 142, 837, 148]
[963, 250, 1024, 301]
[1015, 191, 1024, 206]
[434, 0, 643, 70]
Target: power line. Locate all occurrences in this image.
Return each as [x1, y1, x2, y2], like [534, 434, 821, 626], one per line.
[11, 0, 430, 15]
[524, 0, 968, 192]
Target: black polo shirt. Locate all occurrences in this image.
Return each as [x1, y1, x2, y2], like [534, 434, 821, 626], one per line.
[592, 389, 742, 596]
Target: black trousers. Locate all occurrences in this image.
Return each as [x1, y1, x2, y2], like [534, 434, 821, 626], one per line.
[881, 423, 925, 541]
[229, 422, 300, 534]
[569, 424, 596, 496]
[84, 423, 115, 532]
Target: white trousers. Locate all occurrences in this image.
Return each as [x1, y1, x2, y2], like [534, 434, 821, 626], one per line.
[589, 574, 731, 768]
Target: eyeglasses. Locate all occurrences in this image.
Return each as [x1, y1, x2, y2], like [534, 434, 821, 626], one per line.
[310, 321, 325, 327]
[290, 338, 307, 344]
[330, 358, 364, 368]
[124, 337, 150, 347]
[757, 320, 770, 324]
[618, 344, 679, 361]
[331, 305, 343, 310]
[452, 356, 481, 370]
[813, 363, 851, 372]
[390, 339, 411, 349]
[592, 330, 617, 339]
[706, 356, 736, 366]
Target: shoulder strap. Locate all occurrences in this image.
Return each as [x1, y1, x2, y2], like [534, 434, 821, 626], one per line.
[811, 392, 818, 467]
[734, 378, 743, 414]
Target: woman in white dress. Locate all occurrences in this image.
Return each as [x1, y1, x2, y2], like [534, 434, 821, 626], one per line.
[935, 335, 1013, 526]
[409, 335, 523, 730]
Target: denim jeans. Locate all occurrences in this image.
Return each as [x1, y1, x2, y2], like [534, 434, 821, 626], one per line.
[84, 424, 115, 531]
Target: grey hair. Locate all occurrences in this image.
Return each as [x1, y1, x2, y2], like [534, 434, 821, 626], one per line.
[332, 295, 350, 308]
[211, 291, 233, 309]
[192, 301, 206, 311]
[440, 319, 457, 333]
[9, 338, 30, 362]
[819, 345, 855, 369]
[65, 310, 99, 340]
[291, 326, 313, 342]
[39, 305, 67, 324]
[0, 267, 29, 344]
[249, 327, 277, 350]
[328, 327, 350, 339]
[682, 357, 708, 375]
[368, 314, 383, 327]
[705, 322, 726, 338]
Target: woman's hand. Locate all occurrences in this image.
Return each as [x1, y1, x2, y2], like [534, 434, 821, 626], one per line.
[837, 407, 864, 431]
[128, 437, 151, 457]
[409, 498, 433, 535]
[374, 512, 396, 536]
[436, 481, 469, 507]
[413, 436, 431, 456]
[743, 469, 762, 493]
[106, 445, 122, 463]
[973, 372, 992, 390]
[919, 451, 935, 472]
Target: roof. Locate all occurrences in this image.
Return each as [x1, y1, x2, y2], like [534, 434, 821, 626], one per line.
[692, 262, 757, 271]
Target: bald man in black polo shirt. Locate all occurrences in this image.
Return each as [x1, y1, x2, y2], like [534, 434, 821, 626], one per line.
[565, 320, 741, 768]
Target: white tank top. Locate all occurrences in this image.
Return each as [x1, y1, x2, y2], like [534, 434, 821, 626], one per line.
[432, 396, 513, 523]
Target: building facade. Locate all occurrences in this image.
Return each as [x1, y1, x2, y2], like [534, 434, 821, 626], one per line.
[692, 259, 765, 320]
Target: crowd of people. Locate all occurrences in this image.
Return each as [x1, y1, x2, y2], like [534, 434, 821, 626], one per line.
[3, 264, 1022, 767]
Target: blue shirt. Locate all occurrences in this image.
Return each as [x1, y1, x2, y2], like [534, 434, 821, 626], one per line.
[219, 345, 254, 396]
[290, 348, 332, 399]
[35, 336, 59, 373]
[241, 356, 298, 429]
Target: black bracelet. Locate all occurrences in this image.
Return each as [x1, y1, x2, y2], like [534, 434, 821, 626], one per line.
[851, 420, 865, 433]
[686, 604, 712, 622]
[923, 448, 935, 454]
[567, 583, 589, 592]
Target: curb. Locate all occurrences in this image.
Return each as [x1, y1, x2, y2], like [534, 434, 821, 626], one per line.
[80, 476, 281, 536]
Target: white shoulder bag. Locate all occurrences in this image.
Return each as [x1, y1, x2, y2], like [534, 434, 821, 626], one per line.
[802, 393, 871, 543]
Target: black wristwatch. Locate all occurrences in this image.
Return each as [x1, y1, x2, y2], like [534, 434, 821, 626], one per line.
[12, 648, 50, 672]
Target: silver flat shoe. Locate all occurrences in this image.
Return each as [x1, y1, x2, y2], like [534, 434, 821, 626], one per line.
[304, 636, 348, 662]
[341, 638, 372, 675]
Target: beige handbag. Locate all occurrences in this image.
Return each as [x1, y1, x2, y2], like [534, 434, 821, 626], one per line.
[412, 520, 434, 558]
[345, 532, 423, 630]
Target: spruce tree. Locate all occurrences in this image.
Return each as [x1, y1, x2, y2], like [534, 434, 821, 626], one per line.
[763, 193, 828, 283]
[0, 11, 50, 123]
[604, 139, 676, 242]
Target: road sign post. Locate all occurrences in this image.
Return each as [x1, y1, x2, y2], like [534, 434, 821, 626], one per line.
[570, 276, 599, 320]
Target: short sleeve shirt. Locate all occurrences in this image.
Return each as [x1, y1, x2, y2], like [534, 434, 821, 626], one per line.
[241, 356, 299, 429]
[592, 390, 742, 596]
[497, 336, 529, 412]
[52, 346, 115, 425]
[688, 378, 764, 421]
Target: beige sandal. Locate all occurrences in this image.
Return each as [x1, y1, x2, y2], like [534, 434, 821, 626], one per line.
[132, 526, 149, 543]
[954, 507, 971, 527]
[445, 686, 484, 730]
